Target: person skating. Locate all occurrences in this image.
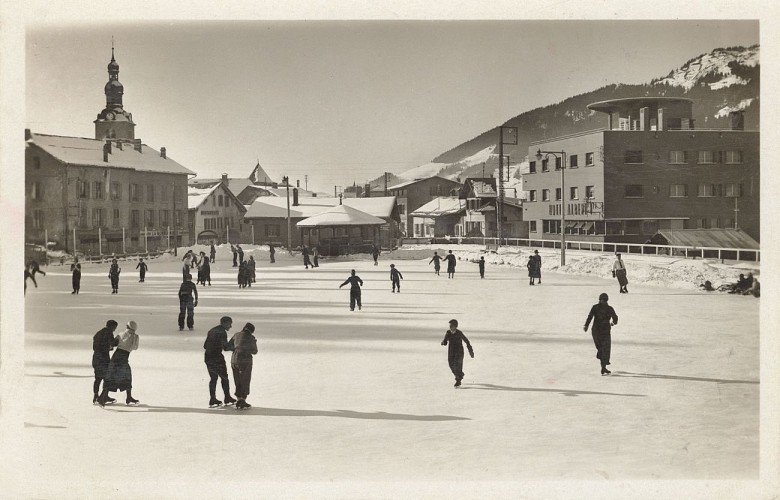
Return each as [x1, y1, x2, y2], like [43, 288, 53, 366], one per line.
[390, 264, 404, 292]
[199, 252, 212, 286]
[92, 320, 119, 404]
[440, 319, 474, 387]
[108, 259, 121, 294]
[210, 242, 216, 263]
[444, 250, 457, 279]
[248, 255, 257, 283]
[583, 292, 619, 375]
[478, 256, 485, 279]
[612, 253, 628, 293]
[527, 254, 540, 285]
[237, 244, 244, 265]
[269, 243, 275, 263]
[204, 316, 238, 407]
[98, 320, 140, 406]
[136, 258, 148, 282]
[230, 323, 258, 410]
[302, 245, 312, 269]
[71, 260, 82, 294]
[339, 269, 364, 311]
[429, 252, 442, 275]
[237, 261, 249, 288]
[532, 250, 542, 284]
[24, 265, 35, 295]
[178, 274, 199, 331]
[29, 260, 47, 283]
[371, 244, 380, 266]
[182, 251, 194, 280]
[312, 246, 320, 268]
[231, 244, 238, 267]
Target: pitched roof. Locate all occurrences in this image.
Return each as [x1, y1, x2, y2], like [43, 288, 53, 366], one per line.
[244, 196, 397, 219]
[297, 204, 386, 227]
[187, 183, 247, 213]
[648, 229, 759, 249]
[410, 197, 465, 217]
[249, 162, 276, 184]
[387, 175, 459, 190]
[29, 132, 195, 175]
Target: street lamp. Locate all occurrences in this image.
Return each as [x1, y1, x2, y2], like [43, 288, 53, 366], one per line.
[536, 148, 567, 266]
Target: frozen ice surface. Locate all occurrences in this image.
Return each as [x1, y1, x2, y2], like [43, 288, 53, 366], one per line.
[22, 245, 760, 497]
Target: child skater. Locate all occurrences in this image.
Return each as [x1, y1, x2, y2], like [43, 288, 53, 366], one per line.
[390, 263, 403, 293]
[441, 319, 474, 387]
[136, 258, 148, 282]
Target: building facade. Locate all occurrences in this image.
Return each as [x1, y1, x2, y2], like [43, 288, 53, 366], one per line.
[187, 182, 248, 245]
[25, 50, 194, 255]
[523, 97, 759, 244]
[386, 176, 462, 236]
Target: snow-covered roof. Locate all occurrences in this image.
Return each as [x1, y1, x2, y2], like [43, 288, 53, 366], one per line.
[387, 175, 457, 190]
[244, 196, 397, 219]
[648, 229, 759, 249]
[28, 132, 195, 176]
[410, 197, 465, 217]
[297, 204, 386, 227]
[188, 184, 219, 209]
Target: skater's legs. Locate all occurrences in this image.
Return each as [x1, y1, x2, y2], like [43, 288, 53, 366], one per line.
[186, 301, 195, 329]
[178, 301, 187, 329]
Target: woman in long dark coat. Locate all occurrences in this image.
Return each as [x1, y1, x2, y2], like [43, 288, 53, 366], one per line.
[71, 260, 82, 294]
[526, 255, 540, 285]
[200, 252, 212, 286]
[584, 293, 619, 375]
[108, 259, 121, 294]
[98, 320, 140, 406]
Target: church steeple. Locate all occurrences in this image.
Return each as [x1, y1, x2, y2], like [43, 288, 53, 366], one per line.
[94, 43, 136, 141]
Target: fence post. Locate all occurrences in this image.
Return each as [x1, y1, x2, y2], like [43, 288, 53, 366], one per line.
[98, 227, 102, 257]
[73, 227, 77, 255]
[122, 227, 126, 254]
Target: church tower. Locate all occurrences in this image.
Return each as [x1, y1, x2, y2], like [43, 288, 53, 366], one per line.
[94, 46, 136, 141]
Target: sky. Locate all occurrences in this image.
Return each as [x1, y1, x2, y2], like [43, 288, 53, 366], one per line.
[23, 18, 761, 194]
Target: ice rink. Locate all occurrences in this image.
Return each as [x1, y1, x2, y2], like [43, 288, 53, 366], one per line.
[19, 247, 761, 498]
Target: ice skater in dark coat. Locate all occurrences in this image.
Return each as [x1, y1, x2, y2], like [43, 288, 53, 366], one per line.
[98, 320, 140, 406]
[441, 319, 474, 387]
[136, 258, 148, 282]
[237, 244, 244, 265]
[230, 323, 258, 409]
[390, 263, 403, 292]
[178, 274, 199, 331]
[71, 261, 82, 294]
[204, 316, 237, 407]
[200, 253, 212, 286]
[302, 245, 312, 269]
[92, 320, 119, 404]
[231, 244, 238, 267]
[584, 292, 619, 375]
[429, 252, 442, 275]
[478, 256, 485, 278]
[108, 259, 121, 294]
[210, 242, 216, 263]
[339, 269, 364, 311]
[269, 243, 275, 263]
[371, 245, 380, 266]
[444, 250, 457, 278]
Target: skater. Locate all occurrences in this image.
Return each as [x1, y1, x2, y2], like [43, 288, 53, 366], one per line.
[478, 256, 485, 279]
[390, 263, 403, 293]
[444, 250, 457, 279]
[371, 244, 380, 266]
[237, 244, 244, 265]
[71, 260, 82, 294]
[248, 255, 257, 283]
[440, 319, 474, 387]
[532, 250, 542, 284]
[269, 243, 275, 263]
[312, 246, 320, 268]
[108, 259, 121, 294]
[527, 254, 540, 285]
[339, 269, 364, 311]
[199, 252, 212, 286]
[231, 244, 238, 267]
[29, 259, 47, 282]
[189, 250, 197, 269]
[92, 320, 119, 404]
[98, 320, 140, 406]
[429, 251, 442, 275]
[230, 322, 258, 410]
[195, 252, 205, 285]
[136, 258, 148, 282]
[24, 265, 35, 295]
[182, 251, 194, 280]
[178, 274, 199, 331]
[584, 292, 619, 375]
[210, 242, 216, 263]
[302, 245, 312, 269]
[204, 316, 237, 407]
[237, 261, 249, 288]
[612, 253, 628, 293]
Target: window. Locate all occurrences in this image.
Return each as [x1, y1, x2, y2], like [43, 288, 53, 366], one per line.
[529, 220, 537, 232]
[529, 190, 536, 202]
[110, 181, 121, 200]
[624, 150, 643, 164]
[147, 185, 155, 202]
[529, 161, 536, 173]
[555, 157, 562, 170]
[585, 152, 594, 166]
[585, 185, 595, 199]
[161, 186, 169, 202]
[569, 155, 578, 168]
[144, 209, 154, 227]
[31, 181, 44, 200]
[265, 224, 280, 237]
[542, 189, 550, 201]
[669, 184, 688, 197]
[112, 209, 120, 227]
[78, 179, 90, 199]
[131, 210, 140, 227]
[218, 195, 224, 207]
[542, 159, 549, 172]
[79, 206, 88, 227]
[711, 217, 721, 229]
[724, 183, 743, 197]
[555, 188, 562, 201]
[398, 205, 405, 215]
[129, 183, 139, 202]
[698, 150, 715, 164]
[159, 210, 169, 226]
[570, 187, 579, 200]
[697, 183, 716, 197]
[92, 208, 105, 228]
[697, 218, 710, 229]
[724, 218, 735, 229]
[32, 209, 44, 229]
[624, 185, 643, 198]
[721, 150, 744, 164]
[669, 151, 687, 164]
[642, 220, 658, 235]
[93, 181, 104, 199]
[212, 195, 216, 206]
[173, 186, 182, 202]
[625, 221, 642, 235]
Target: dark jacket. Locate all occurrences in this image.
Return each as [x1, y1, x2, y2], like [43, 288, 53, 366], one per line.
[178, 281, 198, 301]
[390, 268, 403, 281]
[204, 325, 233, 356]
[442, 329, 473, 356]
[585, 303, 618, 334]
[340, 275, 363, 289]
[231, 330, 258, 363]
[93, 327, 118, 355]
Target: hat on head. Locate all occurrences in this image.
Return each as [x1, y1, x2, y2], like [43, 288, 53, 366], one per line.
[220, 316, 233, 324]
[243, 323, 255, 333]
[127, 320, 138, 331]
[534, 250, 539, 254]
[599, 293, 609, 301]
[615, 252, 621, 256]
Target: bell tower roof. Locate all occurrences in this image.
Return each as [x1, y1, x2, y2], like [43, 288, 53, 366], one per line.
[94, 43, 136, 141]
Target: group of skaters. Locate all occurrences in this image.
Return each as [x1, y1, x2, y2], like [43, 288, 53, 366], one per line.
[302, 245, 320, 269]
[428, 250, 457, 278]
[91, 316, 259, 409]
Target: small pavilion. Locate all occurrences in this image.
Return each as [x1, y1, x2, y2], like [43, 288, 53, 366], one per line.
[296, 204, 385, 256]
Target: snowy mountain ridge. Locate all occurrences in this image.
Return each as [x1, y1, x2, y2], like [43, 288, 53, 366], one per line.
[652, 45, 759, 91]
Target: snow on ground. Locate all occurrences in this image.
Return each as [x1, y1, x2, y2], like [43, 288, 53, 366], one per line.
[19, 244, 760, 498]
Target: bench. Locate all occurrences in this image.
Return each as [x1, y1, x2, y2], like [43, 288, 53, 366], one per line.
[485, 243, 499, 253]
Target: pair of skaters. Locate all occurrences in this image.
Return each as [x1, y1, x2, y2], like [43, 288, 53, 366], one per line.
[336, 264, 404, 312]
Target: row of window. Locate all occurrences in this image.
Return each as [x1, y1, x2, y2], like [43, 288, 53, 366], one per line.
[531, 218, 737, 235]
[528, 186, 595, 202]
[529, 152, 594, 173]
[75, 180, 183, 203]
[625, 183, 743, 199]
[203, 217, 238, 230]
[74, 208, 185, 229]
[528, 149, 744, 173]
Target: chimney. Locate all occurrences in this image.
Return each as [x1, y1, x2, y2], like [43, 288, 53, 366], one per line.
[730, 110, 745, 131]
[105, 140, 112, 154]
[293, 188, 299, 206]
[296, 179, 300, 188]
[103, 143, 110, 162]
[364, 184, 371, 198]
[25, 129, 32, 141]
[160, 147, 166, 159]
[116, 141, 123, 151]
[221, 173, 229, 187]
[134, 139, 142, 152]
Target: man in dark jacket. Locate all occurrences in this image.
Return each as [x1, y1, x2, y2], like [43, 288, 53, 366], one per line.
[210, 242, 216, 263]
[204, 316, 237, 407]
[390, 264, 403, 292]
[441, 319, 474, 387]
[178, 274, 199, 331]
[339, 269, 364, 311]
[584, 292, 619, 375]
[92, 320, 119, 404]
[231, 244, 238, 267]
[237, 244, 244, 264]
[371, 245, 380, 266]
[444, 250, 457, 279]
[136, 258, 148, 282]
[231, 323, 258, 410]
[269, 243, 275, 263]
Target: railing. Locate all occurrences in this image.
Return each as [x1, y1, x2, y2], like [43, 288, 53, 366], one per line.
[408, 236, 760, 262]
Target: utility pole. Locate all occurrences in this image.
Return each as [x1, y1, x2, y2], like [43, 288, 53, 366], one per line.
[305, 175, 308, 191]
[384, 172, 388, 196]
[734, 197, 739, 230]
[284, 176, 292, 252]
[497, 127, 504, 245]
